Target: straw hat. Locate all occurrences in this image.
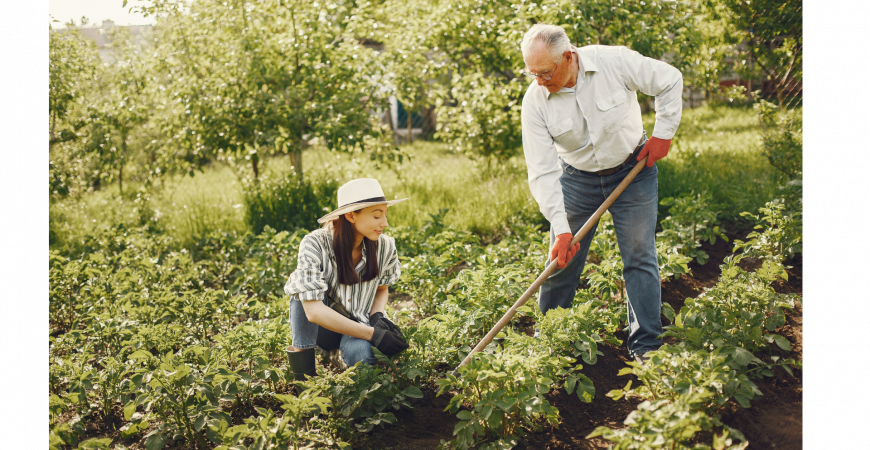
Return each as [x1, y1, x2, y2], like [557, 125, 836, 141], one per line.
[317, 178, 408, 224]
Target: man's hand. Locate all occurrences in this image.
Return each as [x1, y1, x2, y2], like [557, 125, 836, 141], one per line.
[370, 312, 403, 340]
[550, 233, 581, 269]
[637, 137, 671, 167]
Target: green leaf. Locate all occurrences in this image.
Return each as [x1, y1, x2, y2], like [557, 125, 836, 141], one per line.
[77, 438, 113, 449]
[771, 334, 792, 351]
[565, 375, 577, 395]
[403, 386, 424, 398]
[730, 347, 754, 367]
[129, 350, 153, 361]
[662, 303, 676, 324]
[123, 401, 137, 421]
[456, 410, 474, 420]
[617, 367, 634, 377]
[734, 393, 751, 408]
[145, 433, 167, 450]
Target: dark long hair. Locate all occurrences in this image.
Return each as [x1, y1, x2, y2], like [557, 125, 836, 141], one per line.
[332, 213, 379, 285]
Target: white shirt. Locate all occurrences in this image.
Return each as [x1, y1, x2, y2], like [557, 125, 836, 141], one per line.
[283, 227, 401, 325]
[521, 45, 683, 236]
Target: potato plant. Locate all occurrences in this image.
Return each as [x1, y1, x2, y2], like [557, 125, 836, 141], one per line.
[659, 192, 729, 265]
[436, 349, 564, 450]
[588, 393, 749, 450]
[595, 203, 802, 448]
[47, 188, 758, 449]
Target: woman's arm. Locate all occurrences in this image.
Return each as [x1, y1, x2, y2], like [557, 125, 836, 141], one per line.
[369, 285, 389, 315]
[301, 300, 375, 341]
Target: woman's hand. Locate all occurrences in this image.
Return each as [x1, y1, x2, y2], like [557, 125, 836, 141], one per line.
[370, 311, 403, 339]
[368, 327, 409, 357]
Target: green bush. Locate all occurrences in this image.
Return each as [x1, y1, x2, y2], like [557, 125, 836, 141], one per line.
[242, 175, 338, 234]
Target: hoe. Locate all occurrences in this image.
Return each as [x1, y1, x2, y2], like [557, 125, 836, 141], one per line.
[451, 155, 650, 377]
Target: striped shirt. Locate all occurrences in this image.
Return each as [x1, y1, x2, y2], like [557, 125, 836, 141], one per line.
[283, 227, 401, 326]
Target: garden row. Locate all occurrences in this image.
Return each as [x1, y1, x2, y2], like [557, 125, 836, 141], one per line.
[49, 189, 799, 449]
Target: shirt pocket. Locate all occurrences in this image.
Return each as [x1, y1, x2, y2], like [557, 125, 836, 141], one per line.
[547, 117, 584, 151]
[595, 89, 629, 134]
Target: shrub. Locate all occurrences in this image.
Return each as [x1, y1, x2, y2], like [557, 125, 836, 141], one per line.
[242, 175, 338, 234]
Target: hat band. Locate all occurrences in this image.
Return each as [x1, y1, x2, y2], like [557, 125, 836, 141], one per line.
[339, 196, 387, 209]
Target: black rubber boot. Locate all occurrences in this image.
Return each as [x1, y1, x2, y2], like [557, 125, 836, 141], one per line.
[286, 347, 316, 381]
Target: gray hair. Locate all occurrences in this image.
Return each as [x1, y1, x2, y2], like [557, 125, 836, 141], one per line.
[521, 24, 571, 64]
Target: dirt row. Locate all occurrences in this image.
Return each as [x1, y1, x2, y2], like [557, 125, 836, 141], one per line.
[355, 232, 803, 450]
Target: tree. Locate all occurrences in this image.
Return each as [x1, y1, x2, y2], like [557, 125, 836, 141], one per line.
[379, 0, 710, 160]
[134, 0, 402, 179]
[719, 0, 802, 108]
[49, 22, 101, 151]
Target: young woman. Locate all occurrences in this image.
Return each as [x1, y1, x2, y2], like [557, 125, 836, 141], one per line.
[284, 178, 409, 380]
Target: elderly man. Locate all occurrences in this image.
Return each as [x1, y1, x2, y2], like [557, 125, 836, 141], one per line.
[520, 24, 683, 364]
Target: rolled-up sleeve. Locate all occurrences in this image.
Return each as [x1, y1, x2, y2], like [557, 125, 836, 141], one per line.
[617, 46, 683, 140]
[376, 236, 401, 286]
[284, 234, 327, 302]
[521, 95, 571, 237]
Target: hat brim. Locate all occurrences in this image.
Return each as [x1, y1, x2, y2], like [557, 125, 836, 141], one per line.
[317, 198, 409, 224]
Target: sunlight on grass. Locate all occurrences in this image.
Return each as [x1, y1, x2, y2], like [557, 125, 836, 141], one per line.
[51, 104, 789, 250]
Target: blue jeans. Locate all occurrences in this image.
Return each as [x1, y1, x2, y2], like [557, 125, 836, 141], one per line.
[539, 156, 662, 358]
[289, 299, 377, 366]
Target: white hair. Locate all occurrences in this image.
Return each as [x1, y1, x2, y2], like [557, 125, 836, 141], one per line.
[521, 23, 571, 64]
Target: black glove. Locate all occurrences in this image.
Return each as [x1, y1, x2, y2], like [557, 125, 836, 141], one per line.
[369, 327, 409, 357]
[369, 312, 404, 339]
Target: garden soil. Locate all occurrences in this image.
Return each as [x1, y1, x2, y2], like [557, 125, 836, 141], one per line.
[357, 231, 803, 450]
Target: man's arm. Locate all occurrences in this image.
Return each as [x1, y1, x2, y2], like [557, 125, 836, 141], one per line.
[618, 46, 683, 140]
[521, 96, 571, 237]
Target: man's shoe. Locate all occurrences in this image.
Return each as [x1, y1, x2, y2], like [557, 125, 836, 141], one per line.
[286, 347, 316, 381]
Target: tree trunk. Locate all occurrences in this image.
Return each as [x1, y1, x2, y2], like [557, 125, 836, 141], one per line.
[50, 113, 57, 150]
[407, 113, 412, 145]
[252, 153, 259, 179]
[291, 149, 303, 178]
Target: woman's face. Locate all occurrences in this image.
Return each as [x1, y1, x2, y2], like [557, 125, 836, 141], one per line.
[346, 204, 389, 243]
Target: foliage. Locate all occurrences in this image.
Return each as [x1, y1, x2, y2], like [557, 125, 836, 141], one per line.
[733, 200, 802, 264]
[658, 191, 728, 265]
[134, 0, 402, 179]
[608, 346, 763, 409]
[436, 348, 564, 450]
[662, 254, 797, 356]
[587, 394, 749, 450]
[376, 0, 711, 160]
[242, 174, 339, 234]
[719, 0, 802, 107]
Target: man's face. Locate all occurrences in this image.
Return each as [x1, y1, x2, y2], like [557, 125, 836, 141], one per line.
[524, 42, 572, 94]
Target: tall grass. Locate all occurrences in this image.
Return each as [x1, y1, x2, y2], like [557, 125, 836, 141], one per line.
[50, 164, 247, 252]
[266, 142, 544, 237]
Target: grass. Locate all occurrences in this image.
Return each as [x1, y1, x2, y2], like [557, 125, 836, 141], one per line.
[50, 104, 790, 251]
[649, 104, 791, 226]
[51, 164, 247, 251]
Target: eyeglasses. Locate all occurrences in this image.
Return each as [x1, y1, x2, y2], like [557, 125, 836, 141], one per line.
[523, 57, 563, 81]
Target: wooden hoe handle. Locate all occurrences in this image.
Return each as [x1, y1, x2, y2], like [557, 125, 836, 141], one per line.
[450, 156, 649, 377]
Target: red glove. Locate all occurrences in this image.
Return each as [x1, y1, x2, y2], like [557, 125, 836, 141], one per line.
[550, 233, 581, 269]
[637, 137, 671, 167]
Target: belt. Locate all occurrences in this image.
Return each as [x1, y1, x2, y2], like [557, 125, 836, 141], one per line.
[576, 134, 648, 176]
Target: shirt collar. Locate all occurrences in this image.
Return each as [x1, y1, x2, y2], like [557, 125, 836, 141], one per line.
[544, 47, 598, 99]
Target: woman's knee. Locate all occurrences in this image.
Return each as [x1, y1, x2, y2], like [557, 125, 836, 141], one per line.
[341, 338, 377, 366]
